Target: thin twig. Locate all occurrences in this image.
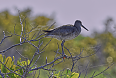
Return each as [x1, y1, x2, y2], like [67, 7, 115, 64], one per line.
[47, 22, 56, 30]
[40, 38, 52, 52]
[90, 63, 114, 78]
[0, 61, 22, 77]
[0, 43, 22, 53]
[0, 31, 13, 45]
[16, 49, 28, 60]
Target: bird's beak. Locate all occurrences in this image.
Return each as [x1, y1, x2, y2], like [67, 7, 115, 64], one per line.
[81, 25, 89, 31]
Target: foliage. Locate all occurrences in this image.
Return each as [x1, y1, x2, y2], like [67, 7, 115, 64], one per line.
[0, 9, 115, 78]
[94, 32, 116, 63]
[0, 54, 31, 78]
[53, 69, 79, 78]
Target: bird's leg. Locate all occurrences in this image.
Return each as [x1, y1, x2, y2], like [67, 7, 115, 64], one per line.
[61, 40, 65, 56]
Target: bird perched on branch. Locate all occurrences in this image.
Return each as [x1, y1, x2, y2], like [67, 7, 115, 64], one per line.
[43, 20, 89, 56]
[43, 20, 89, 41]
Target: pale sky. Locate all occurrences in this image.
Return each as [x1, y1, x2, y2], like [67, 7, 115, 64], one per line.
[0, 0, 116, 36]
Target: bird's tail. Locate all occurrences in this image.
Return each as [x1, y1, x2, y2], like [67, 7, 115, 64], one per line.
[43, 30, 51, 33]
[43, 30, 51, 37]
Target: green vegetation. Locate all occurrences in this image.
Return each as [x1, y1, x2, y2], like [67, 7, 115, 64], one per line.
[0, 54, 32, 78]
[0, 9, 115, 77]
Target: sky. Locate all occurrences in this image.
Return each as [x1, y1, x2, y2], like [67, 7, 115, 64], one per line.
[0, 0, 116, 36]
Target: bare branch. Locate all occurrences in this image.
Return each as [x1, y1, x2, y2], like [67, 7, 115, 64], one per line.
[0, 31, 13, 45]
[90, 63, 114, 78]
[0, 43, 21, 53]
[0, 61, 22, 77]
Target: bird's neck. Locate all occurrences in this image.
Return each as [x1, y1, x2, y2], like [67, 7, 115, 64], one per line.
[74, 25, 81, 33]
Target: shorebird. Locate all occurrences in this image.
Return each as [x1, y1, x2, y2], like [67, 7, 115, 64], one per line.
[43, 20, 89, 56]
[43, 20, 89, 40]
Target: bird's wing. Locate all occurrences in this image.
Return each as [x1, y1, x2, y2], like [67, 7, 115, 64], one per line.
[50, 26, 75, 36]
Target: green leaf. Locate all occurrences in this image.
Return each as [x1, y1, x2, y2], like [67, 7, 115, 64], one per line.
[2, 65, 7, 73]
[66, 68, 71, 74]
[4, 56, 12, 69]
[0, 54, 3, 62]
[71, 72, 79, 78]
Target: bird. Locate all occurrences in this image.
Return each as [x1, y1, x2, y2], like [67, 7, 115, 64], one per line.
[43, 20, 89, 41]
[43, 20, 89, 56]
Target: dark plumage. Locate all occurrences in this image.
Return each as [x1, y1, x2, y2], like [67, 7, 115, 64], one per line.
[43, 20, 88, 40]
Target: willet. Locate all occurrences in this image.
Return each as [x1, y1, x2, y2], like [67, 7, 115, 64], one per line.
[43, 20, 89, 56]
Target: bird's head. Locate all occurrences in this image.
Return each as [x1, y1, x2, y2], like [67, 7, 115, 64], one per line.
[74, 20, 89, 31]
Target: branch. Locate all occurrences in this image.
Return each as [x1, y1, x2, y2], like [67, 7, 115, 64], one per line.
[90, 63, 114, 78]
[0, 43, 22, 53]
[0, 31, 13, 45]
[30, 56, 64, 71]
[0, 61, 22, 77]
